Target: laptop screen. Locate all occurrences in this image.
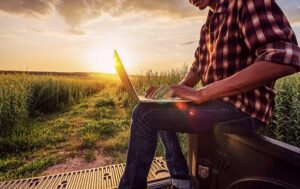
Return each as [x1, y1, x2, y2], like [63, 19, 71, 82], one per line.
[114, 50, 139, 102]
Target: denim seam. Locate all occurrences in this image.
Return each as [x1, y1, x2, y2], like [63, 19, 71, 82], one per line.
[162, 132, 177, 176]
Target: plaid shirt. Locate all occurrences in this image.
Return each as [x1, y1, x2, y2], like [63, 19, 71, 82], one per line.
[191, 0, 300, 124]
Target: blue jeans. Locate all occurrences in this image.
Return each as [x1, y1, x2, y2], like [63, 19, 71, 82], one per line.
[118, 100, 263, 189]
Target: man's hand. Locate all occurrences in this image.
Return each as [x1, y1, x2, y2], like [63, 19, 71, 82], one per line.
[171, 84, 207, 104]
[144, 85, 174, 99]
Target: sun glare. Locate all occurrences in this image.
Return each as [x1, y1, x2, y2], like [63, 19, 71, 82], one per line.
[87, 44, 135, 74]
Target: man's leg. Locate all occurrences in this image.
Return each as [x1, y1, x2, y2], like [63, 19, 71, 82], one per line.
[158, 131, 189, 179]
[118, 102, 191, 189]
[118, 100, 262, 189]
[158, 131, 191, 189]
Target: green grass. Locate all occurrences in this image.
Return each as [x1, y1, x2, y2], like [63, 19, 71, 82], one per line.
[95, 98, 115, 107]
[81, 133, 98, 149]
[0, 74, 110, 181]
[13, 157, 61, 178]
[83, 150, 96, 163]
[0, 119, 67, 155]
[103, 130, 130, 154]
[79, 119, 129, 139]
[0, 156, 63, 181]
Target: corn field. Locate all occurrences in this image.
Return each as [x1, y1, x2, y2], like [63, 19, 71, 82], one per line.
[0, 71, 299, 147]
[0, 74, 105, 136]
[260, 75, 300, 147]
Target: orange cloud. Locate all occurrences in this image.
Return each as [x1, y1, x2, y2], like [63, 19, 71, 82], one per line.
[0, 0, 55, 17]
[117, 0, 196, 17]
[56, 0, 112, 26]
[0, 0, 199, 33]
[0, 0, 299, 28]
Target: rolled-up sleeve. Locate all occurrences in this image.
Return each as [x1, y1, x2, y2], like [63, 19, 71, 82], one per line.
[240, 0, 300, 70]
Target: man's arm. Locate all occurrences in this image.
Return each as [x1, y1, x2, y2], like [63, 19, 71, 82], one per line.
[172, 61, 298, 104]
[179, 69, 201, 88]
[179, 50, 202, 87]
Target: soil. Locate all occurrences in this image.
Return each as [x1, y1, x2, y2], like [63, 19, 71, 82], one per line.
[41, 151, 112, 176]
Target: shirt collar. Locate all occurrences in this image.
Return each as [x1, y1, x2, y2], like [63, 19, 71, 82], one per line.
[211, 0, 229, 14]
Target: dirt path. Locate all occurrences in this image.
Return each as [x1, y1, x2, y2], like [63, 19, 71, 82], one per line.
[41, 150, 112, 175]
[39, 91, 126, 176]
[0, 78, 133, 182]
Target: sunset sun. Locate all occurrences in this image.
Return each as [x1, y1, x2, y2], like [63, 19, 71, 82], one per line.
[87, 44, 135, 74]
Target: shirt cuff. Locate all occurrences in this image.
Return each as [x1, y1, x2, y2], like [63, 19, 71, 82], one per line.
[255, 41, 300, 71]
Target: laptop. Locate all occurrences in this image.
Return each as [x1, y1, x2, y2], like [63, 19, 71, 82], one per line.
[113, 50, 191, 103]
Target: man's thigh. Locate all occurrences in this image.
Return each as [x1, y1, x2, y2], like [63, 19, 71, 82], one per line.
[133, 100, 262, 133]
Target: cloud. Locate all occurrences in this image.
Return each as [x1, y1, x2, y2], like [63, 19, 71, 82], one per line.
[68, 28, 86, 35]
[0, 0, 199, 33]
[56, 0, 109, 27]
[55, 0, 199, 28]
[0, 0, 55, 17]
[1, 0, 299, 35]
[118, 0, 197, 17]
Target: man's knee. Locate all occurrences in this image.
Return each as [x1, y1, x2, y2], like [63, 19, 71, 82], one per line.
[131, 103, 158, 135]
[132, 103, 150, 120]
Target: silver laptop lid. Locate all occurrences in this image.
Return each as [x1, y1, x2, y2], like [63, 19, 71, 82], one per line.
[114, 50, 139, 102]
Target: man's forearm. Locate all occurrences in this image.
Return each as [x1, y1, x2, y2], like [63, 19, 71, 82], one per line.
[179, 70, 201, 88]
[199, 61, 298, 102]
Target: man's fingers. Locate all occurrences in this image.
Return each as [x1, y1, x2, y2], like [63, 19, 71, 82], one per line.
[145, 86, 155, 97]
[147, 87, 158, 98]
[150, 86, 164, 99]
[146, 84, 182, 99]
[148, 86, 160, 98]
[154, 85, 171, 99]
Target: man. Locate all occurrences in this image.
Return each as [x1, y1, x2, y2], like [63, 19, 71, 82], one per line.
[118, 0, 300, 188]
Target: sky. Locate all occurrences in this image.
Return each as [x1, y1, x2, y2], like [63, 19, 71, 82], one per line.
[0, 0, 300, 74]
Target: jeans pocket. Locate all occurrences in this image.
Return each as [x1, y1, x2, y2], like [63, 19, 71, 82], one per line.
[214, 116, 263, 135]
